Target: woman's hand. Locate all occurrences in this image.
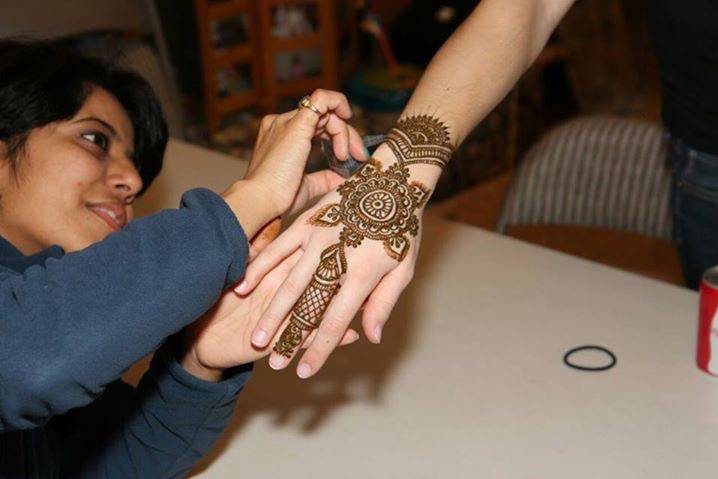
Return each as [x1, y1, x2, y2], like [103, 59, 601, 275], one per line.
[178, 249, 360, 380]
[222, 90, 368, 239]
[178, 170, 357, 381]
[236, 154, 429, 379]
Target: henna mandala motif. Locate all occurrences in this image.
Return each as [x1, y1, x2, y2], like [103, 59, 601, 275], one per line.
[274, 114, 452, 358]
[310, 160, 429, 261]
[386, 115, 455, 169]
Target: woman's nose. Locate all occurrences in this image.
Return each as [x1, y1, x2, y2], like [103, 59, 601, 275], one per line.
[108, 157, 143, 203]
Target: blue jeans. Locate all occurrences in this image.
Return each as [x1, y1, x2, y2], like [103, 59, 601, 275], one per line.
[669, 136, 718, 289]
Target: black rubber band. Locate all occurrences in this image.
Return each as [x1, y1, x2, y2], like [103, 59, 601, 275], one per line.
[563, 345, 616, 371]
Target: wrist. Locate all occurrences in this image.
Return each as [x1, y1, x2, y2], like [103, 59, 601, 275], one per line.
[175, 333, 224, 382]
[222, 180, 281, 238]
[371, 144, 443, 189]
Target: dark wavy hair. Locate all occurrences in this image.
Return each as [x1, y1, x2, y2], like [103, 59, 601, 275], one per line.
[0, 39, 167, 195]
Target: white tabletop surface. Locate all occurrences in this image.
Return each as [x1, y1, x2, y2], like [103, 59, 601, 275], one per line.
[139, 140, 718, 479]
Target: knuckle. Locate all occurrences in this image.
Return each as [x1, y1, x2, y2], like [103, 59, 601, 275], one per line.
[311, 89, 327, 103]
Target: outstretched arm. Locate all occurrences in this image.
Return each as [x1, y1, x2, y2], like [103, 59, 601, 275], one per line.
[240, 0, 576, 378]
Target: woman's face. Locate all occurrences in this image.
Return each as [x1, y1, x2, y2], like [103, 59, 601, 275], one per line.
[0, 87, 143, 254]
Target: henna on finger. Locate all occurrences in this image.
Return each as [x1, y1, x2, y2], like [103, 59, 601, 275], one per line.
[274, 243, 346, 357]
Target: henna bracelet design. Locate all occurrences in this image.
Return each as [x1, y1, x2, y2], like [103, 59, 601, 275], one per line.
[386, 115, 454, 170]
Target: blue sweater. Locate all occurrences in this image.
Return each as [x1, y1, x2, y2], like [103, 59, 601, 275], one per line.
[0, 188, 253, 478]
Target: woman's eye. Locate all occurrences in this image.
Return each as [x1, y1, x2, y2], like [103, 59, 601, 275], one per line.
[81, 132, 109, 152]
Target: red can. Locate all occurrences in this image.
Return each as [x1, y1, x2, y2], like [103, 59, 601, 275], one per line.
[697, 266, 718, 376]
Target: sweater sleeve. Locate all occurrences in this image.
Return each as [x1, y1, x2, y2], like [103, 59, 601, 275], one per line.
[0, 188, 249, 431]
[57, 341, 252, 479]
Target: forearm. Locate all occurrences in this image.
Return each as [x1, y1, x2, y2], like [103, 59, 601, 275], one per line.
[374, 0, 574, 184]
[60, 344, 251, 478]
[222, 179, 279, 239]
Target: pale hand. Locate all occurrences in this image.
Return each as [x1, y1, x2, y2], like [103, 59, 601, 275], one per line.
[238, 156, 428, 379]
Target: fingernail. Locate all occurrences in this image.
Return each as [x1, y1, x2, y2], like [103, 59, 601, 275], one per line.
[374, 325, 383, 343]
[252, 329, 268, 346]
[235, 280, 248, 294]
[297, 363, 312, 379]
[269, 355, 286, 370]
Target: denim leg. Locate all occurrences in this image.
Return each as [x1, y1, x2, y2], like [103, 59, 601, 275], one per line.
[669, 138, 718, 290]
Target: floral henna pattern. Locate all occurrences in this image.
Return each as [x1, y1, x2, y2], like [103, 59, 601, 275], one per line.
[310, 160, 430, 261]
[386, 115, 454, 169]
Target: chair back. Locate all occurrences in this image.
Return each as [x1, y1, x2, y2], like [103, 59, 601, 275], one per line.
[497, 116, 672, 240]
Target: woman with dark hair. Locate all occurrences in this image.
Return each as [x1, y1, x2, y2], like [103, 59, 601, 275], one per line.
[0, 39, 365, 477]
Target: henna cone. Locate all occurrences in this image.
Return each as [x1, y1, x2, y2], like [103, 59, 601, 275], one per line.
[274, 243, 347, 357]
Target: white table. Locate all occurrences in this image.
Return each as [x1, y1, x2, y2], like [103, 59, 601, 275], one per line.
[139, 140, 718, 479]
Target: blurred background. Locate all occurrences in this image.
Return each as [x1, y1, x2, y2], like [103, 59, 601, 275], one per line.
[1, 0, 679, 285]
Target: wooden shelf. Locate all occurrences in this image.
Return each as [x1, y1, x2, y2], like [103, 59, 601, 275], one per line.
[197, 0, 350, 131]
[275, 76, 324, 96]
[212, 44, 255, 64]
[207, 0, 252, 20]
[217, 90, 258, 114]
[264, 0, 319, 6]
[269, 33, 323, 51]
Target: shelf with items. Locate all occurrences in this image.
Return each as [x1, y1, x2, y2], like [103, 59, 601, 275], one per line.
[195, 0, 262, 131]
[196, 0, 357, 131]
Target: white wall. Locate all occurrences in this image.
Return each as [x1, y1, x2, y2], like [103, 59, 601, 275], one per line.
[0, 0, 150, 38]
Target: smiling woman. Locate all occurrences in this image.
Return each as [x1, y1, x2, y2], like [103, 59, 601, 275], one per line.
[0, 41, 164, 254]
[0, 39, 364, 478]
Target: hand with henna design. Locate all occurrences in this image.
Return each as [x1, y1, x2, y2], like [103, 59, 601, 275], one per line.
[178, 169, 361, 381]
[177, 89, 370, 381]
[236, 115, 454, 378]
[232, 0, 576, 377]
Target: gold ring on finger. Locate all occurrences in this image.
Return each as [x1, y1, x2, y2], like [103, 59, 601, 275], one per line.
[298, 95, 322, 115]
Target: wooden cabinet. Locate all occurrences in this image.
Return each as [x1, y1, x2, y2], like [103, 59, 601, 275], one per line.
[195, 0, 346, 132]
